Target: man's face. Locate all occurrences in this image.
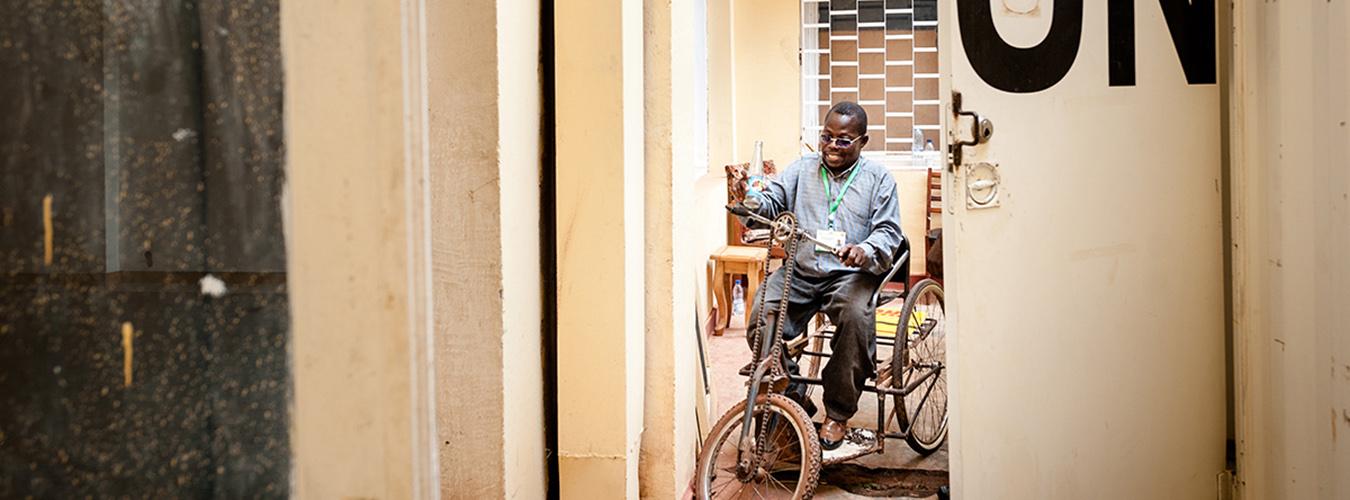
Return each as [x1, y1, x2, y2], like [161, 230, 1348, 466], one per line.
[819, 113, 868, 169]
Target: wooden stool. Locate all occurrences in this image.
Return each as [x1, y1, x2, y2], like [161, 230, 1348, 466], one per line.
[708, 245, 769, 336]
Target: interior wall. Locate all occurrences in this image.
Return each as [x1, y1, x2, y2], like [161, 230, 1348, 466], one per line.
[427, 0, 546, 497]
[1232, 0, 1350, 498]
[730, 0, 801, 166]
[639, 0, 701, 495]
[427, 2, 504, 495]
[706, 0, 733, 171]
[555, 0, 647, 496]
[496, 1, 546, 498]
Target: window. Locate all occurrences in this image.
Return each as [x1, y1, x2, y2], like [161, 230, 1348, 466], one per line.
[801, 0, 940, 166]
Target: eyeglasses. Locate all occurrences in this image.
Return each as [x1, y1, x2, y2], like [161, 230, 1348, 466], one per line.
[819, 134, 865, 149]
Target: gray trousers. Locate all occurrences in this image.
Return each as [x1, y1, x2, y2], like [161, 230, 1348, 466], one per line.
[748, 268, 883, 422]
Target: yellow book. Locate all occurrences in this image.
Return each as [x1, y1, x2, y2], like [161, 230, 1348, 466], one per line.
[874, 299, 926, 340]
[875, 299, 903, 338]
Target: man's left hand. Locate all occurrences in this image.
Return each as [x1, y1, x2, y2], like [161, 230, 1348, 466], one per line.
[835, 244, 870, 268]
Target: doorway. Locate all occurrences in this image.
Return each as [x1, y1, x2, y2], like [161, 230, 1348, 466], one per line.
[698, 0, 950, 497]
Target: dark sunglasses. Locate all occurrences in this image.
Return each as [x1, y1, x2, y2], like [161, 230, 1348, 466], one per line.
[819, 134, 865, 148]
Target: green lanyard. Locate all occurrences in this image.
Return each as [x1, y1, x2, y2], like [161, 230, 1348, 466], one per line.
[820, 163, 861, 229]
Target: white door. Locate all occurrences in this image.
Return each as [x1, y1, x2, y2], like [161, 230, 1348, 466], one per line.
[939, 1, 1226, 497]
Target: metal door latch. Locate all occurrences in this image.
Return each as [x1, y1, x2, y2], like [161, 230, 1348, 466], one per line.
[965, 162, 1001, 209]
[948, 90, 993, 169]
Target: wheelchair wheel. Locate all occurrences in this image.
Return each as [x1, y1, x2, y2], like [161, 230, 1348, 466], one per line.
[891, 278, 949, 455]
[694, 394, 822, 499]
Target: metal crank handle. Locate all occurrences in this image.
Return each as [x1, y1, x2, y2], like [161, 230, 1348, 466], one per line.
[725, 201, 759, 219]
[724, 202, 839, 253]
[726, 202, 781, 228]
[801, 234, 838, 254]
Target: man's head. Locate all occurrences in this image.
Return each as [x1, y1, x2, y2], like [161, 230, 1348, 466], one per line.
[819, 101, 869, 170]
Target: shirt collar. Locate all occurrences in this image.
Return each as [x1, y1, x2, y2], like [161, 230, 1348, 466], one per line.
[821, 157, 862, 180]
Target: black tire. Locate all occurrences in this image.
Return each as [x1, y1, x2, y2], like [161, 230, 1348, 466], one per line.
[890, 278, 949, 455]
[694, 394, 822, 499]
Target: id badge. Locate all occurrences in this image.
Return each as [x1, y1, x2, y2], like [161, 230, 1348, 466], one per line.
[815, 229, 846, 253]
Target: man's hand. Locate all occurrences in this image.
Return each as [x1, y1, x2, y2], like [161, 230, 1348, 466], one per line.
[835, 244, 871, 268]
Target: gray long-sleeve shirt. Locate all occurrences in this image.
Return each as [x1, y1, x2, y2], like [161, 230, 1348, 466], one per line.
[743, 154, 904, 278]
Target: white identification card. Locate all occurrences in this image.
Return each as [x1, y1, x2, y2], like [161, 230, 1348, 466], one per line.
[815, 229, 846, 253]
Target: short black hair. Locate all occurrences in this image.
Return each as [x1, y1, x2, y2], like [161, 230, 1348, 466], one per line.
[826, 101, 868, 137]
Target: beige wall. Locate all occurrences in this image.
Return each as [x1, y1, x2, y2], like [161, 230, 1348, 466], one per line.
[428, 0, 545, 497]
[707, 0, 734, 172]
[731, 0, 800, 166]
[495, 2, 546, 496]
[640, 0, 701, 497]
[705, 0, 800, 170]
[283, 1, 437, 497]
[1232, 0, 1350, 498]
[286, 1, 547, 497]
[555, 0, 647, 496]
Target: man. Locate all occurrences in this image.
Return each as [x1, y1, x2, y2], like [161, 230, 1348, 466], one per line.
[733, 101, 903, 450]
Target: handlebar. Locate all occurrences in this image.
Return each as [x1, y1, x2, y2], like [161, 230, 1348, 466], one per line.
[725, 201, 840, 254]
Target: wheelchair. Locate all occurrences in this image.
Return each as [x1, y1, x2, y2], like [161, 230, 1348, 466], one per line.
[694, 208, 949, 499]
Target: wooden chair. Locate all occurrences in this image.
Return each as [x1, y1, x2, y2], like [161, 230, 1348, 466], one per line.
[706, 160, 781, 336]
[724, 160, 783, 255]
[924, 168, 943, 281]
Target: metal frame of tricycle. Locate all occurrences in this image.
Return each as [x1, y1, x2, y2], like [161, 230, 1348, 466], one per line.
[733, 243, 947, 466]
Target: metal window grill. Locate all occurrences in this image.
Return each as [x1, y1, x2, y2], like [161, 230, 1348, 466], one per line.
[801, 0, 940, 161]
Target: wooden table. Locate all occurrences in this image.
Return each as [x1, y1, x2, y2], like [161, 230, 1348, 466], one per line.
[707, 245, 769, 336]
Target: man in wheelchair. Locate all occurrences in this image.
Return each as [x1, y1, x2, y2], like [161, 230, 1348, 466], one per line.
[732, 101, 903, 451]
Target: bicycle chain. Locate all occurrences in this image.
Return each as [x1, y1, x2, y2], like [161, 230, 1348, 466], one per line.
[750, 212, 801, 468]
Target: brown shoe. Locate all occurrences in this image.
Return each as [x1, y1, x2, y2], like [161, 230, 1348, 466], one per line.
[819, 418, 847, 450]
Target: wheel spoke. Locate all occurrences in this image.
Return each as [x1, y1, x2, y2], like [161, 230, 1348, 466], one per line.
[767, 473, 794, 494]
[889, 282, 949, 449]
[710, 475, 738, 497]
[699, 396, 817, 499]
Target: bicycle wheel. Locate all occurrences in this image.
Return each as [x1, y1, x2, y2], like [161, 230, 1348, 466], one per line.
[694, 394, 822, 499]
[891, 278, 949, 455]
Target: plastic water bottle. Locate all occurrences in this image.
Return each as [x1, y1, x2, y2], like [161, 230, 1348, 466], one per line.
[744, 140, 767, 210]
[912, 126, 925, 154]
[731, 278, 746, 317]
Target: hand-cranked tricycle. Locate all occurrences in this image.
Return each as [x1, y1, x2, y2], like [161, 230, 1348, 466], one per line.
[694, 204, 949, 499]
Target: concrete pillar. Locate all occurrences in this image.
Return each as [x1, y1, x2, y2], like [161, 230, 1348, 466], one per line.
[555, 0, 646, 497]
[282, 1, 437, 497]
[428, 0, 545, 498]
[640, 0, 701, 497]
